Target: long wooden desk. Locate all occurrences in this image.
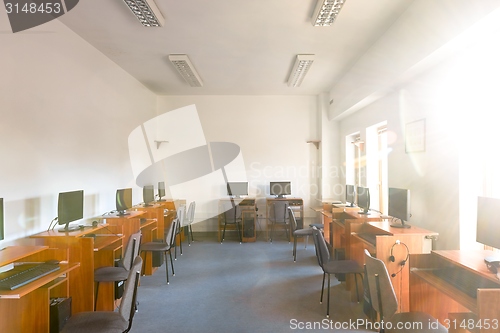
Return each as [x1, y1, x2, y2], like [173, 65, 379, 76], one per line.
[266, 197, 303, 241]
[410, 250, 500, 332]
[31, 225, 123, 312]
[218, 198, 257, 242]
[0, 246, 79, 333]
[350, 221, 438, 309]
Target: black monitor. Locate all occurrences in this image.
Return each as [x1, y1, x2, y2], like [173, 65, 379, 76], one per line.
[388, 188, 411, 228]
[476, 196, 500, 264]
[346, 185, 356, 207]
[356, 186, 370, 214]
[158, 181, 166, 201]
[0, 198, 4, 240]
[270, 181, 291, 198]
[143, 185, 155, 207]
[116, 188, 132, 215]
[227, 182, 248, 198]
[57, 190, 84, 232]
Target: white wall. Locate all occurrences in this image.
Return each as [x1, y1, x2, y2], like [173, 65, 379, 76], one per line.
[157, 95, 319, 230]
[0, 17, 157, 246]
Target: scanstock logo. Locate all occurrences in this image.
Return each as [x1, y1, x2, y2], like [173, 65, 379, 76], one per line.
[4, 0, 79, 33]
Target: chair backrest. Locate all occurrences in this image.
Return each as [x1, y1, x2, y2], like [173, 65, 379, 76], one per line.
[118, 255, 143, 330]
[363, 249, 398, 320]
[166, 219, 178, 246]
[122, 231, 142, 270]
[272, 201, 289, 223]
[187, 201, 196, 224]
[222, 201, 241, 223]
[177, 205, 186, 228]
[312, 227, 330, 268]
[288, 206, 298, 232]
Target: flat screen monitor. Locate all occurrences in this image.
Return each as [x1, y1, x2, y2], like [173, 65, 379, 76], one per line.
[356, 186, 370, 214]
[270, 181, 291, 198]
[0, 198, 4, 240]
[158, 181, 166, 201]
[57, 190, 84, 232]
[477, 196, 500, 253]
[388, 188, 411, 228]
[143, 185, 155, 207]
[116, 188, 132, 215]
[346, 185, 356, 207]
[227, 182, 248, 198]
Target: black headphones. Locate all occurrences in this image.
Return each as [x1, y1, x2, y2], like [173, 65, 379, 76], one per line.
[389, 240, 409, 277]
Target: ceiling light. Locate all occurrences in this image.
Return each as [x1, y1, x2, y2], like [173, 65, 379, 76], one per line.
[169, 55, 203, 87]
[122, 0, 165, 27]
[311, 0, 346, 26]
[287, 54, 314, 87]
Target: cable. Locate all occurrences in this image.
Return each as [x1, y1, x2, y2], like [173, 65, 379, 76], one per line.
[47, 217, 58, 231]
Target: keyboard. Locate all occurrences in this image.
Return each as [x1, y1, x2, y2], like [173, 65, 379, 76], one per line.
[0, 262, 61, 290]
[432, 267, 499, 298]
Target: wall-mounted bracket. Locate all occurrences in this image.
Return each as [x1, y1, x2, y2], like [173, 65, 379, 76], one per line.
[307, 140, 321, 149]
[154, 140, 169, 149]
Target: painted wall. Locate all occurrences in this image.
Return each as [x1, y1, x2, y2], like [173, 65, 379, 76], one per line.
[157, 95, 319, 231]
[0, 18, 157, 247]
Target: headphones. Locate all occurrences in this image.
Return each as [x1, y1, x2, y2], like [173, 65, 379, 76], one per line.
[389, 240, 409, 277]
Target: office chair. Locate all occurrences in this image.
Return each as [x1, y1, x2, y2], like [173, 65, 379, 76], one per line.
[288, 206, 313, 262]
[140, 219, 177, 284]
[174, 204, 186, 259]
[363, 249, 448, 333]
[62, 256, 143, 333]
[312, 227, 363, 318]
[221, 201, 242, 243]
[185, 201, 196, 245]
[269, 201, 290, 242]
[94, 231, 142, 311]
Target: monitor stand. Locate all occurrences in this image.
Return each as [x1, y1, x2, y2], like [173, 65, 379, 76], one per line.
[390, 222, 411, 229]
[358, 209, 370, 215]
[117, 211, 130, 216]
[58, 224, 82, 233]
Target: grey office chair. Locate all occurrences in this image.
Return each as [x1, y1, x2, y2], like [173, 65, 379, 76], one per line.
[140, 219, 177, 284]
[174, 204, 186, 259]
[94, 231, 142, 310]
[221, 201, 242, 243]
[62, 256, 142, 333]
[185, 201, 196, 245]
[312, 227, 363, 318]
[363, 249, 448, 333]
[288, 206, 313, 262]
[269, 201, 290, 242]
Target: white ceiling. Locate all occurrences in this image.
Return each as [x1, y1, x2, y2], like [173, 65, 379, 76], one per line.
[58, 0, 415, 96]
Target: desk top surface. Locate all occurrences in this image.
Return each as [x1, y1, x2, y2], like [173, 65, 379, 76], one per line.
[433, 250, 500, 280]
[31, 224, 107, 238]
[0, 246, 48, 267]
[367, 221, 439, 235]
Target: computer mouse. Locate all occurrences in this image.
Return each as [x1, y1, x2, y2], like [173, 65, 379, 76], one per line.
[45, 259, 60, 265]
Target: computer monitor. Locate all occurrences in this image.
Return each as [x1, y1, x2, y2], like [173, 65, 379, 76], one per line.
[346, 185, 356, 207]
[227, 182, 248, 198]
[116, 188, 132, 216]
[270, 181, 291, 198]
[476, 197, 500, 264]
[143, 185, 155, 207]
[57, 190, 84, 232]
[356, 186, 370, 214]
[0, 198, 4, 240]
[158, 181, 166, 201]
[388, 188, 411, 228]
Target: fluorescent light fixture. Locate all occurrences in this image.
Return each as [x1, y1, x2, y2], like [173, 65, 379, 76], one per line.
[287, 54, 314, 87]
[122, 0, 165, 27]
[311, 0, 346, 26]
[168, 54, 204, 87]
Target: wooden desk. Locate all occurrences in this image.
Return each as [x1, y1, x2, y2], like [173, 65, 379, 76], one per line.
[218, 198, 257, 242]
[0, 246, 79, 333]
[139, 219, 158, 275]
[410, 250, 500, 332]
[266, 197, 303, 241]
[133, 203, 165, 236]
[31, 225, 123, 312]
[103, 211, 145, 250]
[349, 221, 437, 308]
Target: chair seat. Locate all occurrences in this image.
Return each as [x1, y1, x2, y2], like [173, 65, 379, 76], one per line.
[294, 228, 314, 236]
[140, 241, 171, 252]
[309, 223, 324, 229]
[61, 311, 128, 333]
[387, 312, 448, 333]
[322, 259, 363, 275]
[94, 266, 128, 282]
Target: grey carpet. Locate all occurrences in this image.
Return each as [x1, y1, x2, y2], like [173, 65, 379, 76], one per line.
[132, 233, 371, 333]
